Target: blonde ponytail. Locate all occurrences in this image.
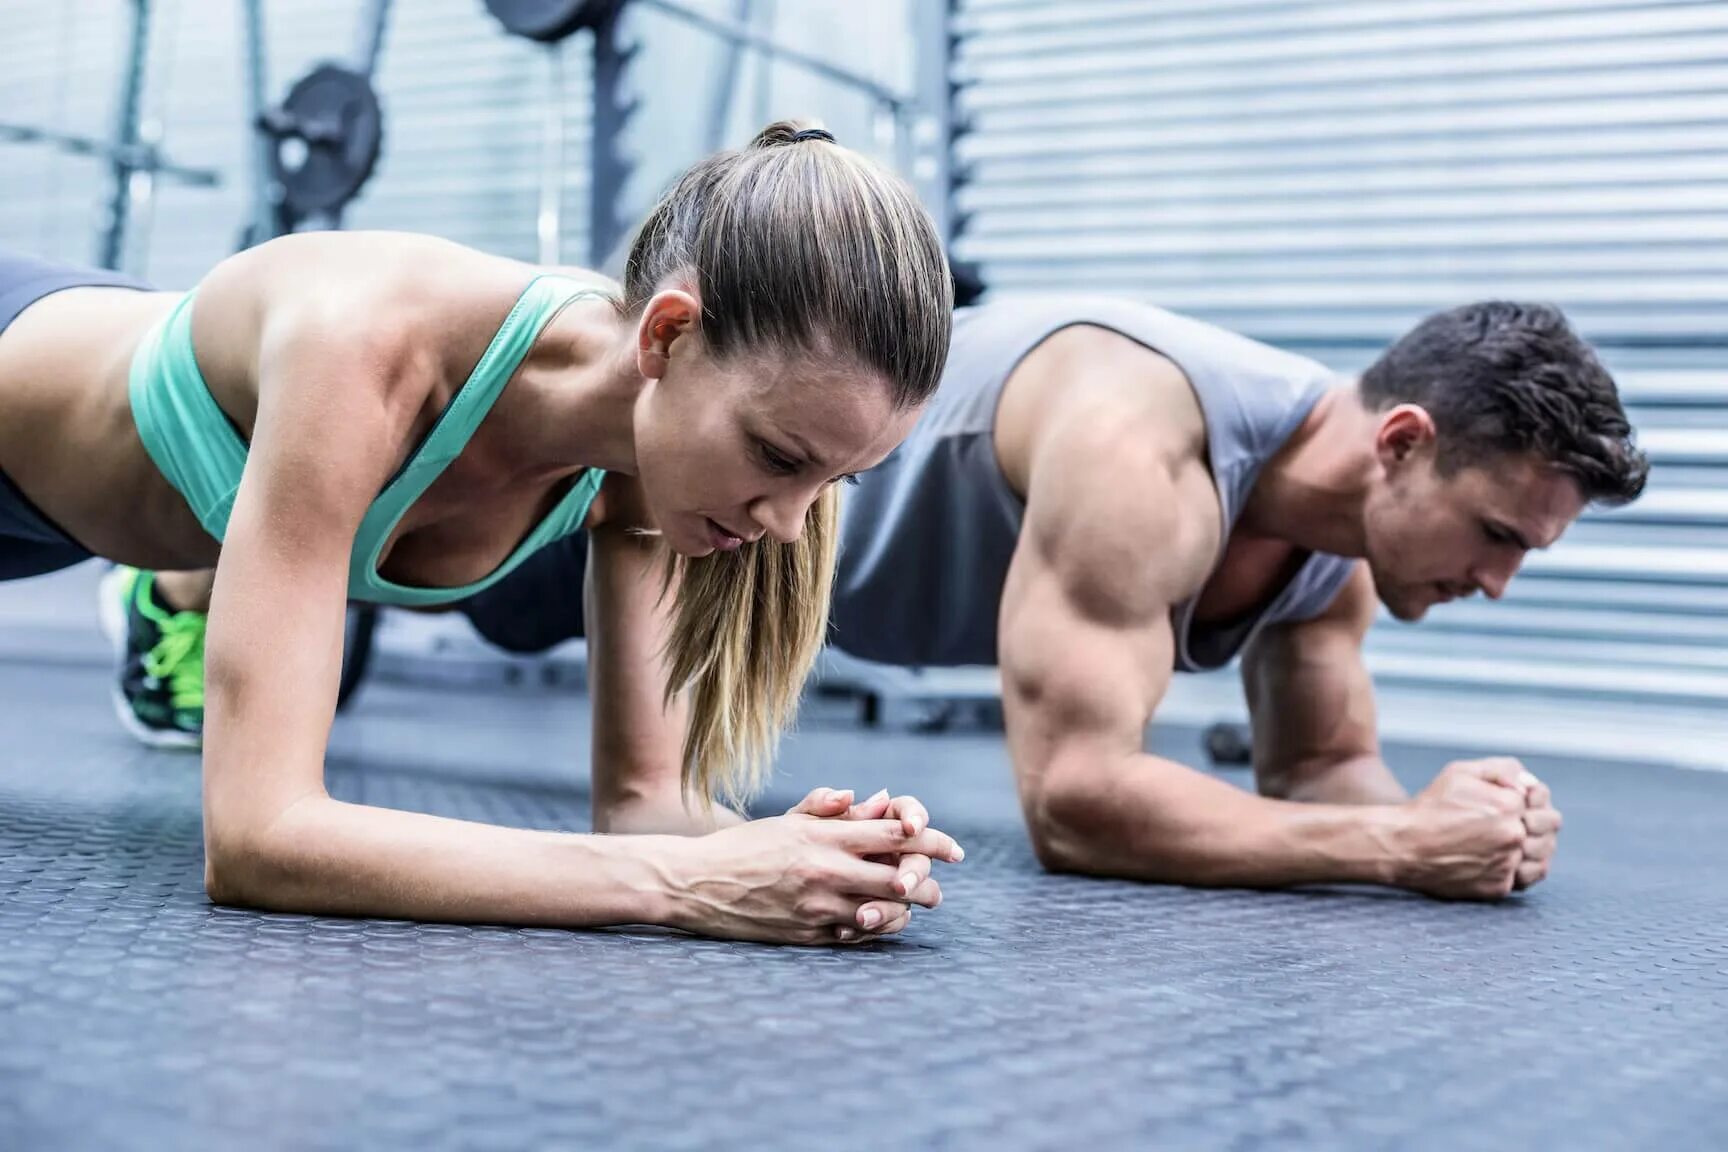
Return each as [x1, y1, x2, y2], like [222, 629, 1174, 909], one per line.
[660, 488, 840, 808]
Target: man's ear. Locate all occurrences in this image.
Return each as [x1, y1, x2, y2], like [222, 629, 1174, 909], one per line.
[1375, 403, 1438, 469]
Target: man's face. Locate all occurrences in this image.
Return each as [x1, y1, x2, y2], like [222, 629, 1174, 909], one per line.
[1361, 410, 1588, 622]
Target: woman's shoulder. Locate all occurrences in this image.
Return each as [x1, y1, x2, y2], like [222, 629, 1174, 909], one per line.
[217, 232, 524, 308]
[225, 233, 533, 358]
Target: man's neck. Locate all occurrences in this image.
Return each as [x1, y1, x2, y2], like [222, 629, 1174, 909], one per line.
[1235, 384, 1377, 559]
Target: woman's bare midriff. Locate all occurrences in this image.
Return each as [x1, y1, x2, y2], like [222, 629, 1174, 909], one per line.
[0, 286, 220, 568]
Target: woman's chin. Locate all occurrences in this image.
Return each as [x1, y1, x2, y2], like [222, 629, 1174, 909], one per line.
[666, 526, 714, 559]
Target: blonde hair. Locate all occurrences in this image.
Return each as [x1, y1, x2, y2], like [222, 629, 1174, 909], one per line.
[622, 120, 952, 808]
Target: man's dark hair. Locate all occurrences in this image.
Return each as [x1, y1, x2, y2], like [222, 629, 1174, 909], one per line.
[1359, 301, 1648, 506]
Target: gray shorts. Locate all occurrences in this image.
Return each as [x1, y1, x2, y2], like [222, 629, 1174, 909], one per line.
[0, 250, 150, 580]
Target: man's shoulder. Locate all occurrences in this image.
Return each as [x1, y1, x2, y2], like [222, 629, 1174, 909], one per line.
[1015, 402, 1220, 623]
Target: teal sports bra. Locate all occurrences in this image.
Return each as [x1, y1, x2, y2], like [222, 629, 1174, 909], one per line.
[127, 274, 610, 608]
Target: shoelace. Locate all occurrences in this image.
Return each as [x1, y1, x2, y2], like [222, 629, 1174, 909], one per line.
[144, 612, 205, 711]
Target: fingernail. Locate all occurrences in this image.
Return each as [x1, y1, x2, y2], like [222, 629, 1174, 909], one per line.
[870, 789, 889, 803]
[833, 789, 853, 803]
[835, 927, 856, 942]
[953, 844, 966, 862]
[900, 872, 918, 896]
[860, 907, 883, 929]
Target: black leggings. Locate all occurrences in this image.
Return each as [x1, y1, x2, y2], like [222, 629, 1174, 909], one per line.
[0, 469, 92, 580]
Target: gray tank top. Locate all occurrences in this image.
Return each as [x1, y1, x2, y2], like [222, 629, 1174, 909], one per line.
[832, 296, 1359, 672]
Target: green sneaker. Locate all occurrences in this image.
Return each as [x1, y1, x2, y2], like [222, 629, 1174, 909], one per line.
[98, 566, 205, 750]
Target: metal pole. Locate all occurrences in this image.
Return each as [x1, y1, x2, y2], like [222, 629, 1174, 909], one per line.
[634, 0, 908, 112]
[911, 0, 958, 245]
[888, 102, 915, 182]
[324, 0, 392, 230]
[589, 6, 636, 269]
[98, 0, 151, 270]
[704, 0, 752, 152]
[240, 0, 278, 244]
[749, 0, 774, 129]
[127, 117, 162, 273]
[356, 0, 392, 79]
[537, 42, 566, 266]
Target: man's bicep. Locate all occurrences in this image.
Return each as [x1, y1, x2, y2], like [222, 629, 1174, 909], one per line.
[998, 514, 1177, 783]
[998, 410, 1197, 792]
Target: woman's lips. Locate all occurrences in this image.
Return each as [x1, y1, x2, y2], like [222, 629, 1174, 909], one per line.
[705, 517, 744, 551]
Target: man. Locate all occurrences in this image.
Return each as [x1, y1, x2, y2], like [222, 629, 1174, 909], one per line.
[827, 297, 1644, 899]
[113, 298, 1648, 900]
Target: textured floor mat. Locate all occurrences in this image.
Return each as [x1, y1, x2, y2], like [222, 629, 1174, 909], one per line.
[2, 663, 1725, 1151]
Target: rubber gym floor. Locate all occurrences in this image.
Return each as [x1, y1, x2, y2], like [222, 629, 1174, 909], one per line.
[3, 653, 1725, 1150]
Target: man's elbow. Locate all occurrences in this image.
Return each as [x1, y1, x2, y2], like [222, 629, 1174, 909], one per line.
[1023, 759, 1113, 875]
[1022, 752, 1234, 887]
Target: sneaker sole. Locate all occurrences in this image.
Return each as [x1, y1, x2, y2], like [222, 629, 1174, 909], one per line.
[98, 566, 202, 753]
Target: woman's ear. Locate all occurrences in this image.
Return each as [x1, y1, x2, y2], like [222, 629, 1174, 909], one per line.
[636, 288, 701, 381]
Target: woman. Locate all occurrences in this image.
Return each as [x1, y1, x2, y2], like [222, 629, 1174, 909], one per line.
[0, 122, 962, 945]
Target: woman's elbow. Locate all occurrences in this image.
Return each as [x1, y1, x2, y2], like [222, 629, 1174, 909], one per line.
[203, 824, 278, 907]
[201, 799, 317, 908]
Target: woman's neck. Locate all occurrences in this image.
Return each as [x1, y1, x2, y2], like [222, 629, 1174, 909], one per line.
[491, 299, 643, 479]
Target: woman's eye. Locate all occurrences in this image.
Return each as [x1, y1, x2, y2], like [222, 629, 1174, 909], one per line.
[759, 443, 799, 475]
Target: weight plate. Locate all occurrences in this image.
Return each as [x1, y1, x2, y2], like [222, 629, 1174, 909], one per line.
[266, 63, 384, 219]
[484, 0, 622, 43]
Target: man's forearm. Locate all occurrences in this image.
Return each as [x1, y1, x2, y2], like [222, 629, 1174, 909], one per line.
[1029, 751, 1414, 889]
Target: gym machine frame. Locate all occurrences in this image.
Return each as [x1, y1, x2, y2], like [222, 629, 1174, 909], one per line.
[0, 0, 221, 273]
[483, 0, 944, 269]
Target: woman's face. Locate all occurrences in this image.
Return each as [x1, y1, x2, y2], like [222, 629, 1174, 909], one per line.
[631, 292, 922, 557]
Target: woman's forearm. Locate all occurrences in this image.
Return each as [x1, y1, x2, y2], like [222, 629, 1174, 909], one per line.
[207, 793, 689, 929]
[593, 778, 748, 836]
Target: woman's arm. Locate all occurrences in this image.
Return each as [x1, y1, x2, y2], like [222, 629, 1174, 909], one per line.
[194, 290, 669, 920]
[582, 475, 731, 834]
[195, 279, 961, 941]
